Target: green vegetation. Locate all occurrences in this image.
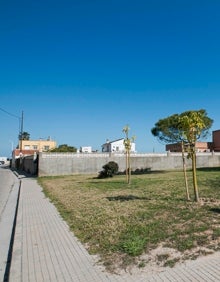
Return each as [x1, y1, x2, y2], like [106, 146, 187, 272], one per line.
[50, 144, 77, 152]
[19, 131, 30, 140]
[38, 168, 220, 271]
[98, 161, 119, 178]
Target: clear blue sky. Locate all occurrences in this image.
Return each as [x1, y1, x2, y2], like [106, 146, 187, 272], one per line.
[1, 0, 220, 157]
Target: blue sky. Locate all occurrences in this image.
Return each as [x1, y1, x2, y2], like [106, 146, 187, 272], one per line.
[1, 0, 220, 157]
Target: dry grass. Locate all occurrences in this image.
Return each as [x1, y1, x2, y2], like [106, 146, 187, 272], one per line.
[38, 168, 220, 272]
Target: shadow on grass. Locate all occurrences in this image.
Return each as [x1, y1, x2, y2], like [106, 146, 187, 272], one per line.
[203, 178, 220, 189]
[197, 167, 220, 172]
[92, 170, 171, 180]
[118, 169, 168, 175]
[210, 208, 220, 214]
[197, 167, 220, 189]
[91, 180, 125, 184]
[106, 195, 150, 202]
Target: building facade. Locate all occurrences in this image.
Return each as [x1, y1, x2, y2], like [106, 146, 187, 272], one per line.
[12, 138, 57, 169]
[166, 142, 213, 152]
[19, 139, 56, 152]
[213, 130, 220, 152]
[166, 129, 220, 152]
[102, 138, 136, 153]
[79, 146, 92, 153]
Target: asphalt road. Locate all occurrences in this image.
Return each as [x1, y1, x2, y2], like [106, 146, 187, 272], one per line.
[0, 167, 20, 281]
[0, 167, 16, 218]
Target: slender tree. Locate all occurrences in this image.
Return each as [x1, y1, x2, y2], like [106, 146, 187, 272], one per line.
[18, 131, 30, 151]
[152, 109, 213, 202]
[178, 111, 213, 202]
[122, 125, 135, 184]
[19, 131, 30, 140]
[181, 140, 190, 201]
[152, 113, 191, 200]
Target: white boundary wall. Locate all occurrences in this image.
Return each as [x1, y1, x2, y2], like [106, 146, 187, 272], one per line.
[38, 152, 220, 176]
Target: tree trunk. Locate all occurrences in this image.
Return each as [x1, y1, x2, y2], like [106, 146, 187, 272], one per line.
[192, 145, 199, 202]
[181, 141, 190, 201]
[128, 149, 131, 184]
[126, 150, 129, 184]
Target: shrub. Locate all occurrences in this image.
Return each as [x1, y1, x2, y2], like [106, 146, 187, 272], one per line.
[98, 161, 119, 178]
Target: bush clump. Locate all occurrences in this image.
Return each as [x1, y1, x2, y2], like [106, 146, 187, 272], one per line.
[98, 161, 119, 178]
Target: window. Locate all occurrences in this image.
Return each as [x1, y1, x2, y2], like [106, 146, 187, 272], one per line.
[44, 146, 50, 151]
[24, 145, 30, 150]
[32, 145, 38, 150]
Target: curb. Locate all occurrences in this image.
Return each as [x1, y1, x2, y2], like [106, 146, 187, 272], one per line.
[3, 179, 21, 282]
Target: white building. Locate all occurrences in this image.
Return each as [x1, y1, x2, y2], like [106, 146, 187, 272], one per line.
[102, 138, 136, 153]
[80, 146, 92, 153]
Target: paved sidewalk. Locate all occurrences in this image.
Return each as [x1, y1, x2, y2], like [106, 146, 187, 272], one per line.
[9, 174, 220, 281]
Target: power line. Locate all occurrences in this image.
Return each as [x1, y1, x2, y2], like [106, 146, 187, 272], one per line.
[0, 107, 20, 119]
[0, 108, 22, 144]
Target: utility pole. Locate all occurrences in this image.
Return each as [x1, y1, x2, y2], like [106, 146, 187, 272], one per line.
[20, 111, 24, 151]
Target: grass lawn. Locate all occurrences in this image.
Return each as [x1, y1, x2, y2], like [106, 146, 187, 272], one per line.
[38, 168, 220, 272]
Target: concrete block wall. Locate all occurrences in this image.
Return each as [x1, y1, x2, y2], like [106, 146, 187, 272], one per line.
[21, 155, 38, 175]
[38, 152, 220, 177]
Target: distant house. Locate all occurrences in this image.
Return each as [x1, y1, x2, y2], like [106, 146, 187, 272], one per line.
[12, 138, 57, 169]
[80, 146, 92, 153]
[166, 129, 220, 152]
[166, 142, 213, 153]
[19, 138, 56, 152]
[102, 138, 136, 153]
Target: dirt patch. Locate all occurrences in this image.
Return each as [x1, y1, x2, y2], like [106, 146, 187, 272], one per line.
[106, 244, 216, 276]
